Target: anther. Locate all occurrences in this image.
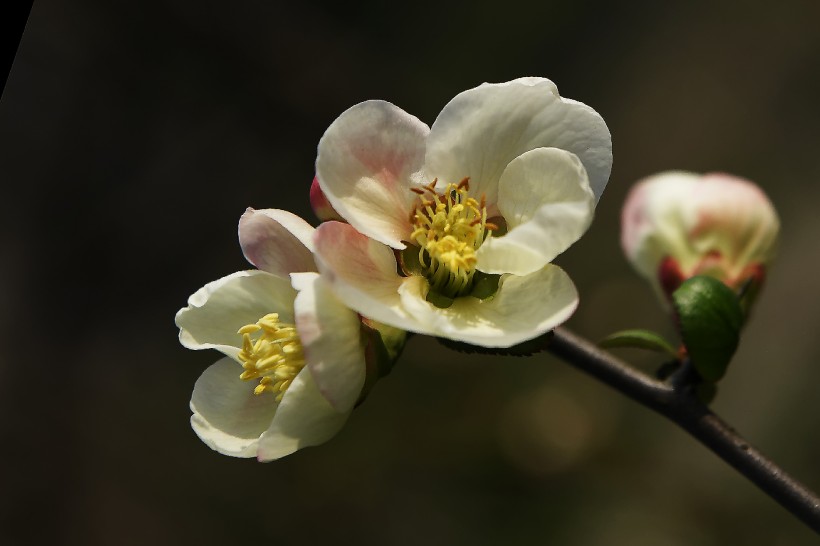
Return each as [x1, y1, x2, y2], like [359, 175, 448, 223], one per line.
[237, 314, 305, 400]
[238, 324, 261, 335]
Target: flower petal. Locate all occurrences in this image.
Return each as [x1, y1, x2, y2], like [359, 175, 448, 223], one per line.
[313, 221, 424, 330]
[291, 272, 366, 412]
[425, 77, 612, 206]
[256, 367, 349, 462]
[621, 171, 697, 278]
[176, 270, 297, 359]
[189, 357, 278, 458]
[239, 208, 317, 277]
[476, 148, 595, 276]
[697, 173, 779, 270]
[398, 265, 578, 347]
[316, 100, 430, 248]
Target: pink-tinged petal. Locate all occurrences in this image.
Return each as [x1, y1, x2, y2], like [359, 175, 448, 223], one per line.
[316, 100, 430, 248]
[176, 270, 297, 359]
[239, 208, 317, 277]
[621, 171, 697, 276]
[398, 265, 579, 347]
[476, 148, 596, 276]
[694, 173, 780, 270]
[256, 367, 350, 462]
[291, 272, 366, 412]
[309, 176, 344, 222]
[313, 221, 424, 330]
[426, 77, 612, 205]
[190, 357, 278, 458]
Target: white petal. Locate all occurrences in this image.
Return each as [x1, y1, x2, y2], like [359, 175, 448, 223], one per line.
[291, 272, 366, 412]
[239, 208, 317, 276]
[313, 221, 424, 331]
[697, 173, 780, 270]
[621, 171, 697, 279]
[476, 148, 595, 276]
[176, 270, 297, 359]
[316, 100, 430, 248]
[425, 77, 612, 205]
[398, 265, 579, 347]
[189, 357, 277, 458]
[256, 367, 350, 462]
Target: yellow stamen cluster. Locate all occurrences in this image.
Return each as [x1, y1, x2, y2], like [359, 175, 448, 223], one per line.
[410, 178, 496, 298]
[237, 313, 305, 402]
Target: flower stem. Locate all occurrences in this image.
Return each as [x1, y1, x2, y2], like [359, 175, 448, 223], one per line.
[546, 326, 820, 534]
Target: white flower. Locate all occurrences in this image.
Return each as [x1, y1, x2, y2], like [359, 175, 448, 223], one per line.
[621, 171, 780, 300]
[313, 77, 612, 347]
[175, 209, 366, 461]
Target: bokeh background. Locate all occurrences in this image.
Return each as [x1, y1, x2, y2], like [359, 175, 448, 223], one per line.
[2, 1, 820, 544]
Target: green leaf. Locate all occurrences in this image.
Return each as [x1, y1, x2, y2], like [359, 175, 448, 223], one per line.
[599, 329, 678, 356]
[672, 276, 744, 382]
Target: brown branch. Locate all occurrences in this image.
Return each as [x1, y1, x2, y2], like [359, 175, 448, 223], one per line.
[546, 326, 820, 534]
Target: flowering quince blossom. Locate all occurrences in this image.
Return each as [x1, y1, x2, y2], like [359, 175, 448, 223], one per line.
[175, 209, 368, 461]
[621, 171, 780, 302]
[312, 77, 612, 347]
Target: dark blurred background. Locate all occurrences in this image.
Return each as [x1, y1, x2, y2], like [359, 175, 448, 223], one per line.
[2, 1, 820, 544]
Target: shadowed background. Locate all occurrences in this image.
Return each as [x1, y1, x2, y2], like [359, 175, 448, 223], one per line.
[2, 1, 819, 544]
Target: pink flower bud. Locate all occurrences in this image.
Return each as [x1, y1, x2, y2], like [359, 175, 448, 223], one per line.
[310, 176, 344, 222]
[621, 171, 779, 303]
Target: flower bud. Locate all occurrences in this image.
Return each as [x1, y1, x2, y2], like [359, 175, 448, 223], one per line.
[310, 176, 344, 222]
[621, 171, 779, 306]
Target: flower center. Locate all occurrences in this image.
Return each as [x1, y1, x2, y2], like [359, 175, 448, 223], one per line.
[237, 313, 305, 401]
[409, 178, 496, 299]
